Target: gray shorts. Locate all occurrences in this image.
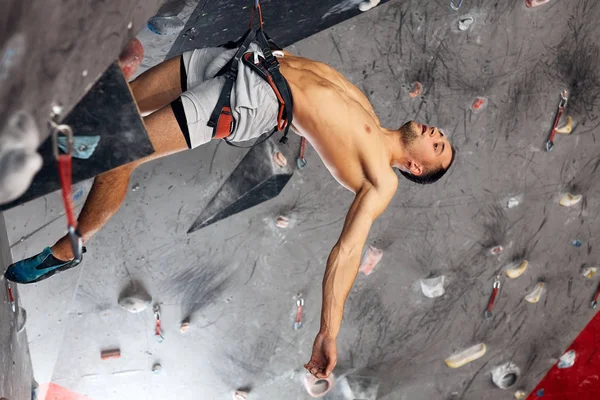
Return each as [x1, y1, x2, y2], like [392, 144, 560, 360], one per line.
[180, 43, 279, 148]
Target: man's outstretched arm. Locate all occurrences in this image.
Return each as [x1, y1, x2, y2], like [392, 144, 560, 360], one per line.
[304, 178, 397, 378]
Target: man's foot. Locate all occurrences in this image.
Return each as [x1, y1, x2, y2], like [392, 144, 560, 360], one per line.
[4, 247, 86, 284]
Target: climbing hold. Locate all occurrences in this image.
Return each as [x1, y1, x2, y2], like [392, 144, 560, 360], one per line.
[273, 151, 288, 167]
[275, 215, 290, 228]
[420, 276, 446, 298]
[132, 183, 141, 192]
[450, 0, 463, 11]
[491, 362, 521, 390]
[507, 197, 520, 209]
[232, 390, 248, 400]
[536, 388, 545, 397]
[557, 349, 576, 369]
[152, 363, 162, 374]
[514, 390, 527, 399]
[180, 319, 190, 334]
[555, 116, 573, 134]
[524, 281, 545, 304]
[506, 260, 528, 279]
[526, 0, 550, 8]
[458, 16, 474, 31]
[359, 0, 381, 12]
[359, 245, 383, 275]
[445, 344, 486, 368]
[118, 281, 152, 313]
[409, 82, 423, 98]
[148, 16, 185, 35]
[188, 140, 294, 232]
[582, 266, 597, 279]
[304, 373, 335, 398]
[559, 193, 582, 207]
[16, 306, 27, 333]
[100, 349, 121, 360]
[490, 245, 503, 255]
[0, 110, 42, 204]
[57, 135, 100, 159]
[471, 97, 487, 111]
[572, 240, 582, 248]
[118, 37, 144, 80]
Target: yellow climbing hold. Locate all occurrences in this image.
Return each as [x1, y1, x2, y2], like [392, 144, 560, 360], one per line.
[506, 260, 528, 279]
[556, 116, 573, 134]
[514, 390, 527, 399]
[445, 343, 486, 368]
[559, 193, 582, 207]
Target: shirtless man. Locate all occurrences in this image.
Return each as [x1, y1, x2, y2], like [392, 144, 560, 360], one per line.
[5, 42, 454, 378]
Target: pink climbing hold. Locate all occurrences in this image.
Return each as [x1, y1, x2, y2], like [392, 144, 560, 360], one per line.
[526, 0, 550, 8]
[409, 82, 423, 98]
[359, 245, 383, 275]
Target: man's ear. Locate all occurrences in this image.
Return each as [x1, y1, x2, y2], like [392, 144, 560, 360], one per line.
[408, 160, 423, 176]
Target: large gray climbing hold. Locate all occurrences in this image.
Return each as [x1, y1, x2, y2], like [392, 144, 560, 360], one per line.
[187, 139, 294, 233]
[118, 281, 152, 313]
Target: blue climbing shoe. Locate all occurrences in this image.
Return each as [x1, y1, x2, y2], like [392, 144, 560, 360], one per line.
[4, 246, 86, 284]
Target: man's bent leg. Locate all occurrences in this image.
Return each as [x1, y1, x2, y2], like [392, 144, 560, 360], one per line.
[5, 105, 189, 282]
[130, 56, 185, 116]
[52, 105, 189, 260]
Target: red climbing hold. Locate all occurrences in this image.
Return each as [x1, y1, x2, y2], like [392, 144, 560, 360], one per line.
[471, 97, 487, 111]
[118, 38, 144, 81]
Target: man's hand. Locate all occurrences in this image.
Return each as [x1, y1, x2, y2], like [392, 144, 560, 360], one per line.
[304, 332, 337, 378]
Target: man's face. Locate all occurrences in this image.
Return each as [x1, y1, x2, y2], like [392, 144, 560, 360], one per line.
[400, 121, 453, 174]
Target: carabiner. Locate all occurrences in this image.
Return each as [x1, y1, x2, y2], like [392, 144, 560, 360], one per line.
[51, 123, 74, 159]
[493, 275, 501, 289]
[558, 90, 568, 109]
[68, 225, 83, 262]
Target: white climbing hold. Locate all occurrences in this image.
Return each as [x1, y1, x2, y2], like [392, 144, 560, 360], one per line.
[152, 363, 162, 374]
[558, 350, 576, 369]
[458, 16, 474, 31]
[445, 343, 486, 368]
[507, 197, 520, 209]
[505, 260, 528, 279]
[524, 282, 545, 304]
[304, 373, 335, 398]
[491, 362, 521, 389]
[359, 0, 381, 12]
[420, 276, 446, 298]
[559, 193, 582, 207]
[490, 245, 503, 255]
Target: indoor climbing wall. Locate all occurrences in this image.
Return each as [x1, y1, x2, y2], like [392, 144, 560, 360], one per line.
[4, 0, 600, 399]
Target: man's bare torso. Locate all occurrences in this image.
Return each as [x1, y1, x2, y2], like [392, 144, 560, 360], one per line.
[278, 53, 398, 194]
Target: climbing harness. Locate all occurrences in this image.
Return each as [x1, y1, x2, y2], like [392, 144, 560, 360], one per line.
[545, 90, 568, 152]
[51, 120, 83, 262]
[208, 0, 294, 148]
[483, 275, 501, 319]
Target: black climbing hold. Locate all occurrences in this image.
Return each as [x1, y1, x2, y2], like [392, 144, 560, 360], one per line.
[187, 139, 293, 233]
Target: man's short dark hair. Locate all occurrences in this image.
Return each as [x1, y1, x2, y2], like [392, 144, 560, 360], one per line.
[398, 146, 456, 185]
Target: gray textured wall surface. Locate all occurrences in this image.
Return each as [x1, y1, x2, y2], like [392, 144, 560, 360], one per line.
[4, 0, 600, 399]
